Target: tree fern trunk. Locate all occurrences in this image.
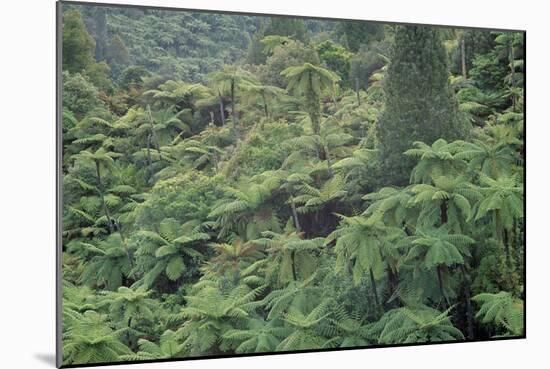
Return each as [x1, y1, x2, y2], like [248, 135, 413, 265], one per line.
[118, 225, 126, 242]
[440, 199, 448, 224]
[231, 79, 236, 124]
[460, 265, 474, 339]
[289, 195, 301, 232]
[494, 210, 514, 289]
[262, 91, 269, 118]
[291, 250, 297, 281]
[369, 267, 381, 314]
[387, 267, 397, 296]
[325, 144, 334, 178]
[508, 39, 516, 110]
[437, 265, 450, 308]
[218, 93, 226, 125]
[403, 222, 412, 236]
[306, 74, 320, 135]
[494, 211, 502, 243]
[127, 316, 132, 346]
[95, 160, 114, 234]
[504, 227, 511, 268]
[355, 77, 361, 106]
[212, 153, 219, 174]
[146, 133, 153, 180]
[147, 105, 162, 160]
[514, 219, 524, 285]
[461, 37, 467, 79]
[100, 194, 114, 234]
[504, 227, 519, 295]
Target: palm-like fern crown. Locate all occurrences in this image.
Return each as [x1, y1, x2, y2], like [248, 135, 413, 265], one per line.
[207, 65, 258, 97]
[167, 139, 222, 171]
[174, 281, 266, 354]
[242, 83, 287, 103]
[281, 63, 340, 98]
[327, 214, 403, 285]
[405, 139, 467, 184]
[63, 310, 132, 365]
[99, 286, 157, 329]
[333, 148, 377, 177]
[362, 186, 415, 227]
[205, 238, 265, 279]
[454, 138, 516, 178]
[261, 272, 321, 319]
[73, 147, 121, 175]
[284, 115, 352, 153]
[474, 174, 523, 229]
[133, 218, 207, 287]
[472, 291, 524, 336]
[251, 230, 323, 284]
[144, 80, 213, 108]
[319, 304, 372, 348]
[488, 123, 523, 149]
[276, 294, 332, 351]
[69, 115, 115, 150]
[121, 329, 185, 361]
[63, 281, 99, 315]
[368, 306, 464, 344]
[209, 180, 281, 239]
[293, 174, 347, 213]
[405, 226, 475, 269]
[409, 175, 479, 231]
[149, 106, 189, 139]
[260, 35, 292, 55]
[80, 233, 132, 291]
[222, 317, 291, 354]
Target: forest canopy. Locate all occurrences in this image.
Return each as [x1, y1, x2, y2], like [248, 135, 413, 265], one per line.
[60, 3, 525, 366]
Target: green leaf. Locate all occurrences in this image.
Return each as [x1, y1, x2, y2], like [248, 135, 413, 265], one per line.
[165, 257, 184, 281]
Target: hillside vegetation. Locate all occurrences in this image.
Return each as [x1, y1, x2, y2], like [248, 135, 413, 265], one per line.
[60, 4, 524, 365]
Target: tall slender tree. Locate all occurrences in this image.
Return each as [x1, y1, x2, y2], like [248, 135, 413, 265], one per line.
[377, 25, 470, 186]
[208, 66, 257, 125]
[281, 63, 340, 134]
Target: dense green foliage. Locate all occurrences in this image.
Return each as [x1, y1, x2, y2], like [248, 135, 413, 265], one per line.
[61, 4, 525, 366]
[377, 26, 470, 186]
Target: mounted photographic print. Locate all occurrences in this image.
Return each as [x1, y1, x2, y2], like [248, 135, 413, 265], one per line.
[56, 0, 526, 367]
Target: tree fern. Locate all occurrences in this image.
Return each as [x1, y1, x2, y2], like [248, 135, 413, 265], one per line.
[63, 310, 132, 365]
[404, 139, 467, 184]
[80, 233, 132, 291]
[132, 218, 207, 289]
[368, 306, 464, 344]
[120, 330, 185, 360]
[472, 291, 524, 336]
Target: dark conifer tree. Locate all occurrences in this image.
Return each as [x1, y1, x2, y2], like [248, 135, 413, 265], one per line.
[62, 9, 96, 73]
[377, 25, 469, 186]
[263, 17, 308, 43]
[106, 35, 131, 77]
[336, 21, 383, 52]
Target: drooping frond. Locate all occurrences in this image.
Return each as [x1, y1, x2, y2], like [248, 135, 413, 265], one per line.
[472, 291, 524, 336]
